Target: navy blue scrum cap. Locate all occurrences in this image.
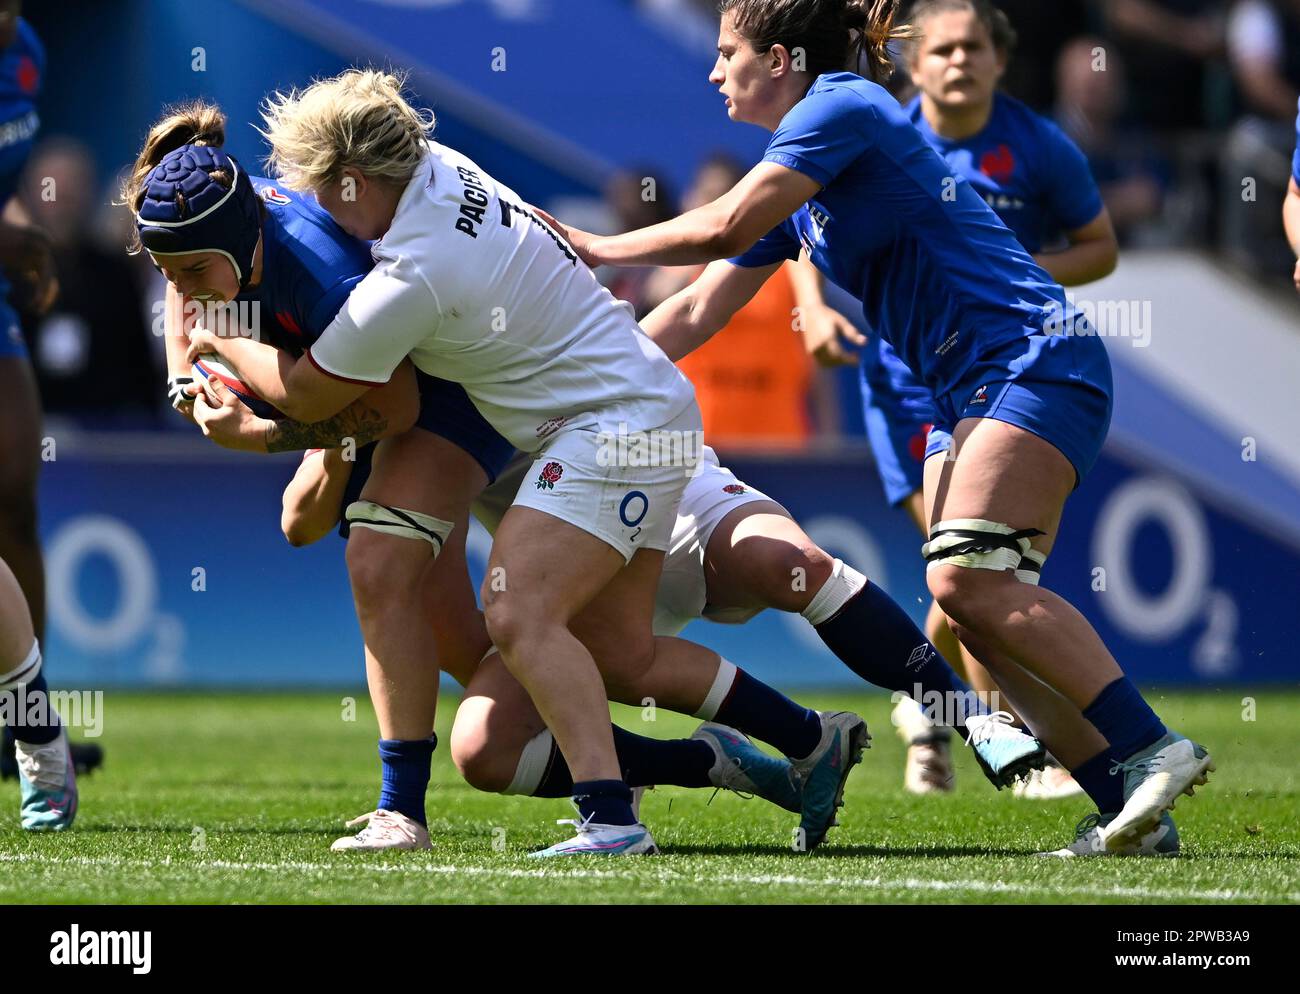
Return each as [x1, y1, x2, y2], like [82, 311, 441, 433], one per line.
[135, 144, 261, 290]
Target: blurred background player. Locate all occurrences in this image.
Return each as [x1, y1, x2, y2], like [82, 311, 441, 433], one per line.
[794, 0, 1120, 801]
[0, 0, 99, 814]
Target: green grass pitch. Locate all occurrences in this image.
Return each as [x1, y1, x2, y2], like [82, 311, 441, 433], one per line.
[2, 689, 1297, 904]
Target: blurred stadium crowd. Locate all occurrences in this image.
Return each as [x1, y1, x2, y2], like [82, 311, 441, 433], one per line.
[14, 0, 1300, 444]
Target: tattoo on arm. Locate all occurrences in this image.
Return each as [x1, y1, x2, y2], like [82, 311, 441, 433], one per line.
[263, 401, 390, 453]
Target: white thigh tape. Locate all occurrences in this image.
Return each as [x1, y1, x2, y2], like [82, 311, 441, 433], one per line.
[922, 518, 1044, 573]
[502, 729, 555, 796]
[345, 501, 454, 553]
[0, 639, 41, 691]
[1015, 548, 1048, 585]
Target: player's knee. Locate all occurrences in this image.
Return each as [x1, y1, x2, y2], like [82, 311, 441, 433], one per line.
[762, 541, 835, 611]
[482, 593, 543, 658]
[449, 715, 512, 794]
[346, 529, 425, 610]
[927, 565, 1006, 634]
[597, 640, 657, 703]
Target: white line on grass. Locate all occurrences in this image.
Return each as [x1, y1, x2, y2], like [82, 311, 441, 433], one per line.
[2, 852, 1294, 903]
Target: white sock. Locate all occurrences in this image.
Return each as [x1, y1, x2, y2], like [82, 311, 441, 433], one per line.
[801, 559, 867, 627]
[693, 658, 738, 720]
[0, 638, 41, 691]
[501, 729, 555, 796]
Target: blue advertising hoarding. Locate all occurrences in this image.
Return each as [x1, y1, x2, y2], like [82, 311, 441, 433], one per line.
[37, 433, 1300, 690]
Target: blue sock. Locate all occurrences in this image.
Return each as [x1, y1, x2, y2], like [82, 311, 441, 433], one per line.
[573, 779, 636, 826]
[612, 726, 714, 788]
[377, 734, 437, 826]
[1081, 677, 1167, 761]
[1070, 747, 1128, 814]
[713, 669, 823, 760]
[11, 672, 61, 746]
[815, 581, 985, 731]
[530, 726, 715, 796]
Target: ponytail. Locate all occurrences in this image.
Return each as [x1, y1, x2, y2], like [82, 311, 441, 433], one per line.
[722, 0, 915, 85]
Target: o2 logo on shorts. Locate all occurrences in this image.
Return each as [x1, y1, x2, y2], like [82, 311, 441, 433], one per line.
[620, 490, 649, 543]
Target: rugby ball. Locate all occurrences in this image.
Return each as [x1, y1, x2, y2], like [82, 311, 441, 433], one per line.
[191, 353, 283, 420]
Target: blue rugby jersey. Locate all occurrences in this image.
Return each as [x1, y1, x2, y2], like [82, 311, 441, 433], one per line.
[905, 91, 1104, 254]
[236, 179, 375, 352]
[730, 73, 1077, 398]
[0, 18, 42, 306]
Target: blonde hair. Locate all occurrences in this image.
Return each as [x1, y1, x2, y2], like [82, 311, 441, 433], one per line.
[119, 99, 228, 253]
[259, 69, 436, 192]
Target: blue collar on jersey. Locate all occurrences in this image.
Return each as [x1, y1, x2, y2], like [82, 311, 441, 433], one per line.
[135, 145, 261, 291]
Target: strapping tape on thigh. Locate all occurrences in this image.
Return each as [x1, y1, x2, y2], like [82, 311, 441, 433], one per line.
[344, 501, 454, 553]
[1015, 548, 1047, 585]
[921, 518, 1045, 572]
[0, 639, 41, 691]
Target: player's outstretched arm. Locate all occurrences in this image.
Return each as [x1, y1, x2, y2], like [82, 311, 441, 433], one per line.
[641, 259, 780, 361]
[281, 449, 356, 547]
[550, 163, 820, 269]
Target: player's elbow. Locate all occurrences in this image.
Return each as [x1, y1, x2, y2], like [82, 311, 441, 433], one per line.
[280, 503, 330, 547]
[278, 395, 336, 425]
[1096, 238, 1119, 279]
[703, 204, 757, 260]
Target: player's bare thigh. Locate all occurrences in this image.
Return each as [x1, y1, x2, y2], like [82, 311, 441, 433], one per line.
[352, 427, 492, 675]
[481, 505, 630, 643]
[566, 546, 667, 693]
[924, 417, 1071, 560]
[699, 501, 835, 614]
[0, 356, 41, 521]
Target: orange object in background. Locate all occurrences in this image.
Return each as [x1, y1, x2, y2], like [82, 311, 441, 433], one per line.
[676, 261, 814, 447]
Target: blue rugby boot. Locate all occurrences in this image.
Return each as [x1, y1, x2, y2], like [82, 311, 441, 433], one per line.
[17, 728, 78, 831]
[964, 711, 1047, 789]
[789, 711, 869, 852]
[1039, 811, 1180, 858]
[527, 810, 658, 858]
[692, 723, 802, 813]
[1102, 733, 1213, 853]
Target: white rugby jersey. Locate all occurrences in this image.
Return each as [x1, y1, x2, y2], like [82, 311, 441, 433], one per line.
[308, 141, 697, 452]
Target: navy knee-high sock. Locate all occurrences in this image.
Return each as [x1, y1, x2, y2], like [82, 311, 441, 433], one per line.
[530, 725, 716, 797]
[1081, 677, 1167, 761]
[712, 669, 824, 760]
[1070, 746, 1129, 815]
[572, 779, 637, 826]
[10, 672, 61, 746]
[815, 581, 984, 730]
[377, 735, 437, 826]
